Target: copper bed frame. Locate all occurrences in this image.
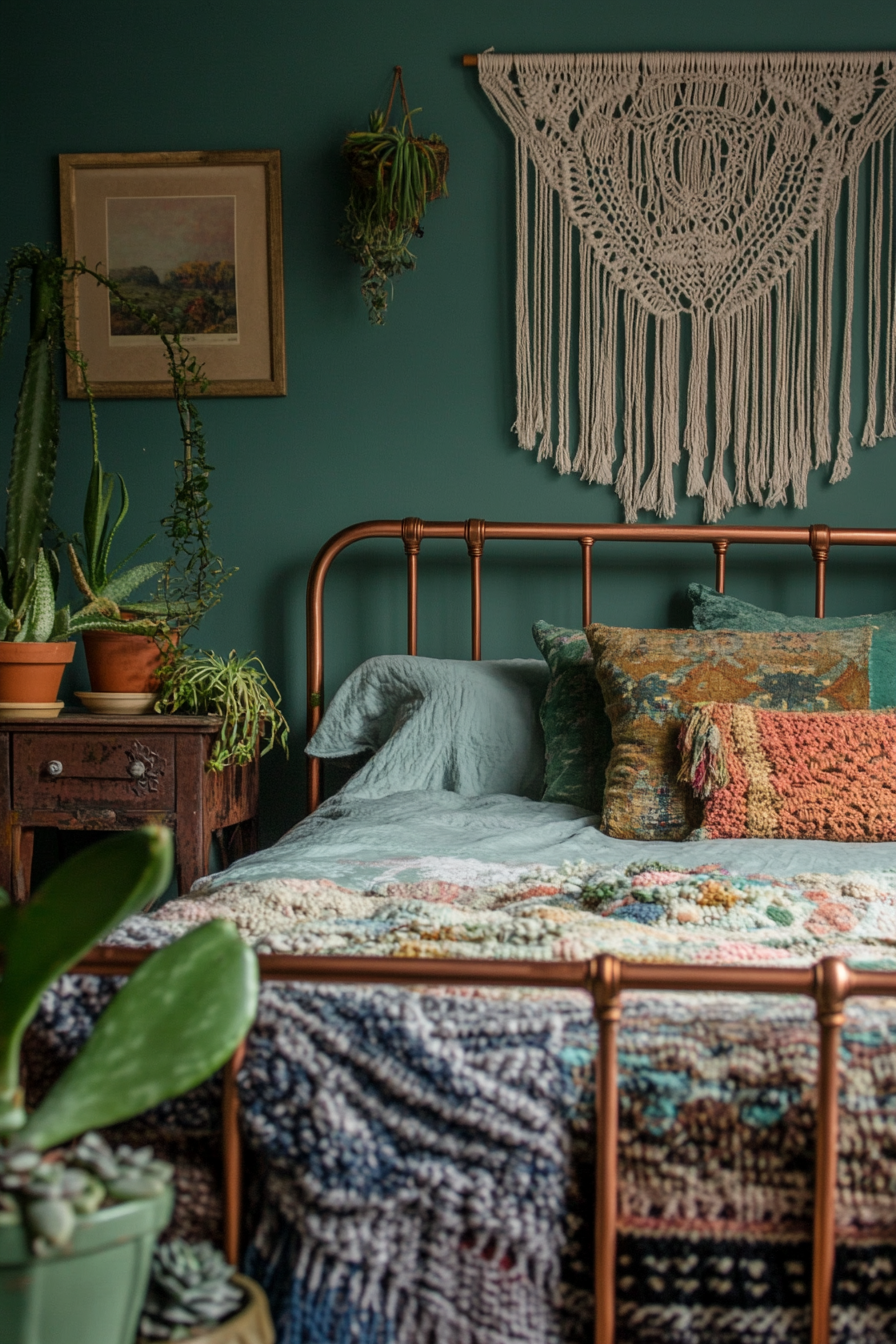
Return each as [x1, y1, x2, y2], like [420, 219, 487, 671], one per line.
[78, 519, 896, 1344]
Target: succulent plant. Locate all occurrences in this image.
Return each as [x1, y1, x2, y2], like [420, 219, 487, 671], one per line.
[0, 1131, 174, 1256]
[139, 1238, 245, 1340]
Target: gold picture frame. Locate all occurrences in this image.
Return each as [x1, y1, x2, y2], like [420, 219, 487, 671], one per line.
[59, 149, 286, 398]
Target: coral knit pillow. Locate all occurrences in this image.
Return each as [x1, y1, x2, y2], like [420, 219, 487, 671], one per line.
[679, 703, 896, 841]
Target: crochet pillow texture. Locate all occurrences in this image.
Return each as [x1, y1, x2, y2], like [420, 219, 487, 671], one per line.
[584, 623, 874, 841]
[532, 621, 610, 813]
[680, 702, 896, 842]
[688, 583, 896, 709]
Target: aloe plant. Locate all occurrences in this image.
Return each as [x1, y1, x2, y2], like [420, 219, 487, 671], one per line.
[66, 443, 170, 635]
[0, 826, 258, 1159]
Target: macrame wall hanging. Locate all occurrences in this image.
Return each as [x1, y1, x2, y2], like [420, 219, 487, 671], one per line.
[477, 51, 896, 522]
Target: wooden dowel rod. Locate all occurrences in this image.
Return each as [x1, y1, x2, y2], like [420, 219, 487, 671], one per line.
[462, 54, 479, 67]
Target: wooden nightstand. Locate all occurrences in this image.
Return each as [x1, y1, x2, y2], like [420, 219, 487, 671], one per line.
[0, 712, 259, 903]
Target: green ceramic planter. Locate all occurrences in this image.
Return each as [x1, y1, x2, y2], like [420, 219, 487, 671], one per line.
[0, 1188, 173, 1344]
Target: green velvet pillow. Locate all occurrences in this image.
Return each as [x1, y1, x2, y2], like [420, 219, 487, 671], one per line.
[689, 584, 896, 708]
[532, 621, 611, 813]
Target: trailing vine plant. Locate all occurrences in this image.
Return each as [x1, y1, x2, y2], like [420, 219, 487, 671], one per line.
[70, 263, 234, 636]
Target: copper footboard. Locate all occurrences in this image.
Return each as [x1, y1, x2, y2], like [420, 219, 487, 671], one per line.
[77, 944, 896, 1344]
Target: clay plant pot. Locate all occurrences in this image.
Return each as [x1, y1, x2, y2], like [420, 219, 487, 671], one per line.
[0, 641, 75, 703]
[137, 1274, 275, 1344]
[83, 629, 177, 694]
[0, 1188, 173, 1344]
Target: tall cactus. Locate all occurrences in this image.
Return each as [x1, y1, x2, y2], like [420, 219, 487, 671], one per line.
[0, 248, 63, 637]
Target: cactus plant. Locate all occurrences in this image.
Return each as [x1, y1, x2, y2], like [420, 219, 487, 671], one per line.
[0, 826, 259, 1256]
[139, 1239, 246, 1340]
[0, 248, 69, 641]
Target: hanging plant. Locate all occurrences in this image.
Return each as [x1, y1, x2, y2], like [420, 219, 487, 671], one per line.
[339, 66, 448, 324]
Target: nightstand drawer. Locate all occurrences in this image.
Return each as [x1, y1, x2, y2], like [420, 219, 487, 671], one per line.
[12, 733, 176, 810]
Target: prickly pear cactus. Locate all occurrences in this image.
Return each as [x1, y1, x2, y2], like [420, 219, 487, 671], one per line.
[0, 1130, 174, 1256]
[139, 1238, 246, 1340]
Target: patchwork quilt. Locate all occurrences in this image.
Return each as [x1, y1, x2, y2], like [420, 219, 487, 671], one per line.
[32, 858, 896, 1344]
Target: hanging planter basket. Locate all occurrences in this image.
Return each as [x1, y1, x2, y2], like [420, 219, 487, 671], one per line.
[339, 66, 449, 324]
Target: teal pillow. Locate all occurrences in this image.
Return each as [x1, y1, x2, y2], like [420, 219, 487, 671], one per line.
[532, 621, 611, 813]
[688, 584, 896, 708]
[307, 655, 549, 800]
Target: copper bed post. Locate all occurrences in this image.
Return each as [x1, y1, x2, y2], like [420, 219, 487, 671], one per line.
[581, 536, 594, 625]
[402, 517, 423, 655]
[222, 1038, 247, 1266]
[466, 519, 486, 659]
[811, 957, 851, 1344]
[713, 538, 729, 593]
[592, 955, 622, 1344]
[810, 525, 831, 618]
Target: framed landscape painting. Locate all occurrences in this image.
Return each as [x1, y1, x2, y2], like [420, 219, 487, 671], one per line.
[59, 150, 286, 398]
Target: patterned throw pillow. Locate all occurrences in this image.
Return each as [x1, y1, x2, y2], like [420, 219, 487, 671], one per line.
[688, 583, 896, 708]
[584, 623, 874, 840]
[680, 702, 896, 841]
[532, 621, 611, 812]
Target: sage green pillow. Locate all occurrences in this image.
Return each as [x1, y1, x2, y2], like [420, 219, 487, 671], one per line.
[532, 621, 611, 813]
[688, 584, 896, 708]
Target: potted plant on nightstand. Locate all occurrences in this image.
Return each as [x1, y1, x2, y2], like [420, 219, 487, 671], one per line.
[0, 826, 260, 1344]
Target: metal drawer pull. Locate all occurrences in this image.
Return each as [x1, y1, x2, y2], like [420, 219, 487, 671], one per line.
[46, 760, 64, 778]
[127, 760, 147, 779]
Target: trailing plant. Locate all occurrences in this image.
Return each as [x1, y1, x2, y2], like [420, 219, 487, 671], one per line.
[155, 648, 289, 772]
[139, 1239, 246, 1340]
[68, 263, 233, 636]
[339, 66, 448, 324]
[0, 826, 259, 1252]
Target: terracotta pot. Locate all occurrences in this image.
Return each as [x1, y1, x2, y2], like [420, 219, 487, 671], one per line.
[83, 629, 177, 694]
[0, 641, 75, 702]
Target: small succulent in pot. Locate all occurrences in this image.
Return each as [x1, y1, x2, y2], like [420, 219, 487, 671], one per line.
[0, 1132, 174, 1256]
[139, 1239, 246, 1340]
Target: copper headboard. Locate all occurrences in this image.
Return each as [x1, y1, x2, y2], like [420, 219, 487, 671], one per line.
[306, 518, 896, 812]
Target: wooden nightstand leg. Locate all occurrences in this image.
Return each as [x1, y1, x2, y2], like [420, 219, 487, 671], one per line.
[11, 827, 34, 905]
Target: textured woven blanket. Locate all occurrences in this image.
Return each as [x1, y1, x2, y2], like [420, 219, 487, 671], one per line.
[33, 859, 896, 1344]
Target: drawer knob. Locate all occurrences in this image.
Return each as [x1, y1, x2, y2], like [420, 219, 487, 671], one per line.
[127, 760, 147, 779]
[46, 760, 64, 778]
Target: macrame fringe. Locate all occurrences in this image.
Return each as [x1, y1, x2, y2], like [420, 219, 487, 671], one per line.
[480, 53, 896, 521]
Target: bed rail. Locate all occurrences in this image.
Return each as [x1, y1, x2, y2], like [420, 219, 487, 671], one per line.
[77, 944, 896, 1344]
[306, 519, 896, 812]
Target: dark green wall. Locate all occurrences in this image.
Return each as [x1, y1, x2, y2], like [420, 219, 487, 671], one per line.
[3, 0, 895, 838]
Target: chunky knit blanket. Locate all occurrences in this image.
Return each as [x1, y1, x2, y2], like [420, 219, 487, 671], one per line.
[31, 858, 896, 1344]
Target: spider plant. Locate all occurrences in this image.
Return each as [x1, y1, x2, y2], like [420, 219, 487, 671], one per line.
[155, 649, 288, 772]
[339, 67, 448, 324]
